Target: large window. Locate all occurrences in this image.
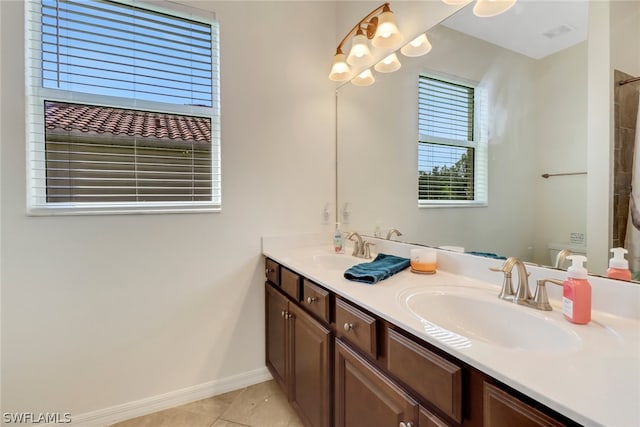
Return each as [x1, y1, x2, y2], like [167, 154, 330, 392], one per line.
[26, 0, 220, 214]
[418, 75, 487, 207]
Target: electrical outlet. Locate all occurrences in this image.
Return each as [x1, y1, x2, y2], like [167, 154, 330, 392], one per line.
[570, 232, 585, 246]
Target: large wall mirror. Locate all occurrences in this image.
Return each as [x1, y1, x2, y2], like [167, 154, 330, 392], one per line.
[336, 0, 638, 281]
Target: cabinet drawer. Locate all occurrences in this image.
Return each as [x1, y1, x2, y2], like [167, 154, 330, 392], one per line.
[302, 279, 330, 324]
[281, 267, 301, 301]
[335, 298, 377, 359]
[420, 406, 449, 427]
[483, 382, 564, 427]
[265, 258, 280, 285]
[387, 328, 462, 423]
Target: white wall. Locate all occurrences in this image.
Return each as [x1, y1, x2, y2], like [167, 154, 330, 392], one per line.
[532, 42, 588, 265]
[0, 0, 336, 422]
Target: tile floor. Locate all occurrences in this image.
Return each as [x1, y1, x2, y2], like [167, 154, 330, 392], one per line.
[110, 380, 303, 427]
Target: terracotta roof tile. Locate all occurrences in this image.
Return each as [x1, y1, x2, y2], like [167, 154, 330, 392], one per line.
[45, 101, 211, 143]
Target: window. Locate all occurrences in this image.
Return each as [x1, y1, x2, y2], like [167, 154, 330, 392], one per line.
[26, 0, 220, 214]
[418, 75, 487, 207]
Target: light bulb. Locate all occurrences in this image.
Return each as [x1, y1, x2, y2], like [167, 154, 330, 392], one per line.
[351, 69, 375, 86]
[473, 0, 517, 17]
[347, 33, 373, 66]
[374, 53, 401, 73]
[328, 53, 351, 82]
[371, 8, 403, 49]
[400, 33, 432, 57]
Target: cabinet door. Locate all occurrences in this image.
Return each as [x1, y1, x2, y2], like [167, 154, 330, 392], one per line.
[335, 339, 418, 427]
[289, 303, 331, 427]
[483, 382, 564, 427]
[265, 284, 290, 394]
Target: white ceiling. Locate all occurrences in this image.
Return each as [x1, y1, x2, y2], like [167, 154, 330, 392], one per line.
[441, 0, 589, 59]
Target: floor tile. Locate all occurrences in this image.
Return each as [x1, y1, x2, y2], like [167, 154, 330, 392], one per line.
[219, 381, 301, 427]
[180, 388, 244, 418]
[110, 407, 216, 427]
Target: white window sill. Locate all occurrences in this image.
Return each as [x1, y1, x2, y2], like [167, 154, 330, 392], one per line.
[418, 201, 488, 209]
[27, 202, 221, 216]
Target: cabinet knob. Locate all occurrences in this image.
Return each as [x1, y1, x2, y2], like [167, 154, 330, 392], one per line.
[265, 268, 274, 275]
[343, 322, 354, 332]
[306, 296, 317, 304]
[399, 423, 413, 427]
[286, 313, 293, 319]
[281, 310, 286, 318]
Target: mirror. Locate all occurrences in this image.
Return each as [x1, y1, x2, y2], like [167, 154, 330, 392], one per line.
[337, 2, 594, 270]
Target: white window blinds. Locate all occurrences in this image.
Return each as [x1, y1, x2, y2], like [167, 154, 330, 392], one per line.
[26, 0, 221, 214]
[418, 75, 487, 206]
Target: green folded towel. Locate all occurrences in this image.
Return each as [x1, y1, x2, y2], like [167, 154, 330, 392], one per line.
[344, 253, 410, 284]
[466, 251, 507, 260]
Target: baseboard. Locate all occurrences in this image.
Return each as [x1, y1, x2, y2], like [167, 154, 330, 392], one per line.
[54, 367, 272, 427]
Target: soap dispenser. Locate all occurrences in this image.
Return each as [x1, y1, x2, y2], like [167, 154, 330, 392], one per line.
[333, 223, 344, 253]
[562, 255, 591, 325]
[607, 247, 632, 281]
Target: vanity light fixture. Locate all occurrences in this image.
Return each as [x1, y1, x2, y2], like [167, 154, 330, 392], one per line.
[441, 0, 517, 18]
[375, 53, 401, 73]
[330, 2, 436, 86]
[328, 2, 403, 82]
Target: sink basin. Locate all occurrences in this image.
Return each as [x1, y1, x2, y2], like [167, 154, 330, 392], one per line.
[312, 254, 362, 271]
[400, 287, 580, 352]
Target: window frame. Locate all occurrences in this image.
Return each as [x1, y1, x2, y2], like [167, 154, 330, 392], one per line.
[417, 72, 488, 208]
[25, 0, 221, 216]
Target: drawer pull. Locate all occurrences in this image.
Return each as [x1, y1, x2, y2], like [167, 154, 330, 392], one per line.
[281, 310, 286, 318]
[265, 268, 274, 275]
[343, 322, 354, 332]
[306, 296, 317, 304]
[399, 423, 413, 427]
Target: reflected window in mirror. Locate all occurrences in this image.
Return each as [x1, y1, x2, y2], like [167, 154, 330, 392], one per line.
[418, 75, 488, 207]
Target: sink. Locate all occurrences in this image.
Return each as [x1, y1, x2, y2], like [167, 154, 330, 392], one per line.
[312, 254, 362, 271]
[400, 287, 580, 352]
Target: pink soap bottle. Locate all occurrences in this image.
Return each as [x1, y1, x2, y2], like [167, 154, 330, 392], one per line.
[607, 247, 632, 281]
[562, 255, 591, 325]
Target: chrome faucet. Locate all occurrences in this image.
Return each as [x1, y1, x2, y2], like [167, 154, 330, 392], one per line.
[490, 257, 562, 311]
[386, 228, 402, 240]
[347, 232, 375, 259]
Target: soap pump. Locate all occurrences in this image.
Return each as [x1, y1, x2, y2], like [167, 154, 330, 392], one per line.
[607, 247, 632, 281]
[562, 255, 591, 325]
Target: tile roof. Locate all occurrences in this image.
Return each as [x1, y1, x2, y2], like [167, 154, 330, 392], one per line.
[45, 101, 211, 144]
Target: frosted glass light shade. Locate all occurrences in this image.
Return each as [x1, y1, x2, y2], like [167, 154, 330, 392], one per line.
[442, 0, 468, 4]
[374, 53, 401, 73]
[347, 33, 373, 66]
[371, 10, 403, 49]
[473, 0, 517, 17]
[400, 33, 432, 57]
[328, 53, 351, 81]
[351, 69, 375, 86]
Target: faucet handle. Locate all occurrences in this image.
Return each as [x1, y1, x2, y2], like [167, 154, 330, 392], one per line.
[363, 242, 376, 259]
[529, 279, 563, 311]
[489, 264, 515, 300]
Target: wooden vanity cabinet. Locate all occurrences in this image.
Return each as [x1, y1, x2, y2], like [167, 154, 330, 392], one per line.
[265, 281, 331, 427]
[264, 258, 579, 427]
[335, 339, 418, 427]
[483, 382, 569, 427]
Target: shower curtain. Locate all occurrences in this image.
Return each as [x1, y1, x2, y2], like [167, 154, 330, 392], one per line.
[626, 95, 640, 280]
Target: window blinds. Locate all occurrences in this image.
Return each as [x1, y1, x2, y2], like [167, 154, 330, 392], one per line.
[26, 0, 220, 213]
[418, 75, 486, 204]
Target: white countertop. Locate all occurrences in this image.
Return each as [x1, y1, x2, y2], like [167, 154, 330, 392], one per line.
[262, 233, 640, 427]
